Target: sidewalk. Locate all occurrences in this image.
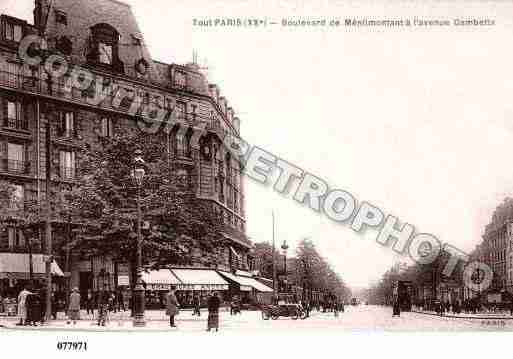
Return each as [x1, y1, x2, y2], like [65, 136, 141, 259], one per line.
[0, 309, 230, 332]
[413, 309, 513, 320]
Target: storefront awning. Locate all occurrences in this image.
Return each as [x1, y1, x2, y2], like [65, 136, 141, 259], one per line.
[141, 269, 181, 291]
[0, 253, 64, 279]
[171, 269, 229, 291]
[219, 272, 274, 293]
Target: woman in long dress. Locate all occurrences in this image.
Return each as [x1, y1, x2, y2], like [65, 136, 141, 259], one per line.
[17, 286, 31, 326]
[207, 292, 220, 332]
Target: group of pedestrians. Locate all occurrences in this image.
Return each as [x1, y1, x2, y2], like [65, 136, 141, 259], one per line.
[164, 286, 221, 331]
[16, 285, 58, 326]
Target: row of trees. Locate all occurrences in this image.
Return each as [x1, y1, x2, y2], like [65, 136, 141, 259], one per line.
[367, 250, 468, 306]
[252, 238, 351, 302]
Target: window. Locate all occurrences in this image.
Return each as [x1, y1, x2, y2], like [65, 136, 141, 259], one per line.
[99, 42, 113, 65]
[88, 23, 122, 71]
[5, 100, 26, 129]
[175, 71, 186, 89]
[175, 101, 186, 121]
[55, 10, 67, 25]
[101, 117, 114, 137]
[7, 142, 24, 173]
[4, 21, 23, 42]
[59, 111, 75, 137]
[10, 184, 24, 210]
[191, 104, 197, 122]
[60, 150, 75, 179]
[176, 169, 189, 188]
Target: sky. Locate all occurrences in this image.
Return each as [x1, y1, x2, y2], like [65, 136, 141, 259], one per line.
[2, 0, 513, 289]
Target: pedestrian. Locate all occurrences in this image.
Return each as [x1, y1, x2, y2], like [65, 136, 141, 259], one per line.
[97, 289, 109, 326]
[16, 286, 31, 326]
[39, 288, 47, 324]
[192, 294, 201, 316]
[117, 289, 125, 312]
[207, 292, 220, 332]
[25, 291, 41, 326]
[86, 290, 94, 316]
[68, 287, 81, 325]
[334, 301, 339, 318]
[50, 291, 58, 320]
[166, 286, 179, 328]
[392, 299, 400, 317]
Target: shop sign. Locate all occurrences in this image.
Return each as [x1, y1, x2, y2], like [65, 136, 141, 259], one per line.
[146, 283, 228, 291]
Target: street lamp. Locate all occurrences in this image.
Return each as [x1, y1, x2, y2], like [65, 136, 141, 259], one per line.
[131, 150, 146, 327]
[281, 240, 288, 293]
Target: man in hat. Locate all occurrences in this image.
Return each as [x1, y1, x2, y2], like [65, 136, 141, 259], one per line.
[68, 287, 81, 325]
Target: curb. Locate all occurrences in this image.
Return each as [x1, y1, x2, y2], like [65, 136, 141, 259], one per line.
[412, 310, 513, 320]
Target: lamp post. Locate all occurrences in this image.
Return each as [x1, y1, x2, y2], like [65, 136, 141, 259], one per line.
[131, 150, 146, 327]
[281, 240, 289, 293]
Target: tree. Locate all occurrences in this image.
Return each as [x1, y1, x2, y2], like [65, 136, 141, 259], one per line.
[67, 128, 224, 295]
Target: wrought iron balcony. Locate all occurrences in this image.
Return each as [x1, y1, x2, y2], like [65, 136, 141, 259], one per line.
[0, 63, 239, 137]
[2, 159, 29, 174]
[60, 166, 75, 179]
[3, 118, 28, 131]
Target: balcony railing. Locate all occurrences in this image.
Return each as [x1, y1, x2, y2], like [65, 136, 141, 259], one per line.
[2, 159, 29, 174]
[3, 118, 28, 131]
[0, 65, 240, 137]
[60, 166, 75, 179]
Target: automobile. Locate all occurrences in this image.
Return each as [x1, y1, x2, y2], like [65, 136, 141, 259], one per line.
[350, 298, 359, 306]
[261, 303, 308, 320]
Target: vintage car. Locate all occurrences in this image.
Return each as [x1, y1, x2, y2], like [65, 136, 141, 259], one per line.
[261, 303, 308, 320]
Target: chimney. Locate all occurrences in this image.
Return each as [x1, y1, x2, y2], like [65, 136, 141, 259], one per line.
[34, 0, 50, 34]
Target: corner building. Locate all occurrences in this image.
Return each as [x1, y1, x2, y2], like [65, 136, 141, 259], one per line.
[0, 0, 265, 308]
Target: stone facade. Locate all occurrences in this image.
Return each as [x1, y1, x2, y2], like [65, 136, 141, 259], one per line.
[0, 0, 253, 292]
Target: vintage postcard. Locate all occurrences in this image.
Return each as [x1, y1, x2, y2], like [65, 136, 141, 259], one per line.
[0, 0, 511, 357]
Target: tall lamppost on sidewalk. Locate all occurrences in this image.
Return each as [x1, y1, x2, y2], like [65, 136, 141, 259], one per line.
[281, 240, 289, 293]
[131, 150, 146, 327]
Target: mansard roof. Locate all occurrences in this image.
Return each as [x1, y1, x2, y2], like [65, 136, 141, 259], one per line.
[43, 0, 160, 82]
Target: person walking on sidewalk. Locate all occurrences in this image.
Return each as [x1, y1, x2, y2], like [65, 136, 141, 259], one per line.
[16, 286, 31, 326]
[117, 289, 125, 312]
[207, 292, 220, 332]
[86, 290, 94, 317]
[97, 290, 110, 326]
[192, 294, 201, 316]
[166, 286, 179, 328]
[68, 288, 81, 325]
